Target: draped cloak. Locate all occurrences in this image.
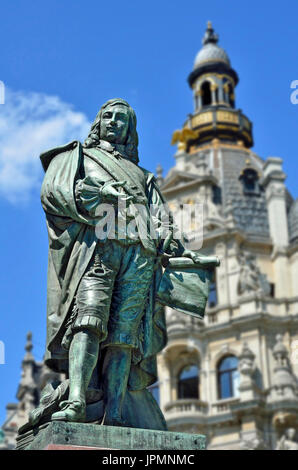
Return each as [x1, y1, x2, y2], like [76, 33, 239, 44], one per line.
[40, 140, 177, 391]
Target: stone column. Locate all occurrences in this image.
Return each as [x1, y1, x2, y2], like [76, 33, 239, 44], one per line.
[158, 347, 172, 411]
[202, 350, 210, 404]
[215, 242, 229, 306]
[218, 82, 224, 103]
[263, 157, 290, 298]
[210, 84, 217, 105]
[196, 89, 203, 110]
[263, 157, 288, 247]
[223, 83, 229, 104]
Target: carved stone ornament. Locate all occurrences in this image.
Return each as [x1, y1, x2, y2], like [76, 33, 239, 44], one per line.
[239, 342, 255, 377]
[276, 428, 298, 450]
[237, 252, 270, 297]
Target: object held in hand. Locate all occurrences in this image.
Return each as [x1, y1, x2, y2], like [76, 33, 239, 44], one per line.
[157, 256, 219, 319]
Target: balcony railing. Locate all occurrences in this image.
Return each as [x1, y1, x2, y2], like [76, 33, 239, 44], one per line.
[212, 397, 240, 414]
[164, 399, 208, 416]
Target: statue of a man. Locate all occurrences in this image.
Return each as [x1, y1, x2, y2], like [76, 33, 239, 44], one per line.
[36, 98, 219, 428]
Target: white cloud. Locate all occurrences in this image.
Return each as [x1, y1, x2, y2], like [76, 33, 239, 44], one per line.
[0, 89, 90, 203]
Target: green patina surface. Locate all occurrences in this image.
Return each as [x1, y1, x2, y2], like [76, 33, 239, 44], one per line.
[17, 422, 206, 450]
[23, 98, 219, 433]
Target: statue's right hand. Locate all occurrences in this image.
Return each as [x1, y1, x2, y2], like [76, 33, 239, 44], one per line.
[100, 181, 133, 203]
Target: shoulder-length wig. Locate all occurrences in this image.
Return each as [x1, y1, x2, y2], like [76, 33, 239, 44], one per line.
[83, 98, 139, 163]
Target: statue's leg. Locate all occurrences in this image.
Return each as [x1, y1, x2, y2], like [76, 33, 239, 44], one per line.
[102, 345, 131, 426]
[52, 329, 100, 422]
[68, 329, 100, 403]
[52, 242, 120, 423]
[101, 244, 155, 426]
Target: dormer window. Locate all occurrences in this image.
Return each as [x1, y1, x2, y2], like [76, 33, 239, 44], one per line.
[239, 167, 260, 196]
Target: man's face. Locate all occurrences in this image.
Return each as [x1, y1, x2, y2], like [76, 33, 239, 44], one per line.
[100, 104, 130, 145]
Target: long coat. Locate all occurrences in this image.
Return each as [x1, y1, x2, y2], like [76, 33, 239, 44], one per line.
[40, 140, 175, 390]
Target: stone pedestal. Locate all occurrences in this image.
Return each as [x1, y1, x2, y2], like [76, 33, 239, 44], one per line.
[16, 422, 206, 450]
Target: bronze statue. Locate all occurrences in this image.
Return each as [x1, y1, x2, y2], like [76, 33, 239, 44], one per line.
[27, 98, 219, 430]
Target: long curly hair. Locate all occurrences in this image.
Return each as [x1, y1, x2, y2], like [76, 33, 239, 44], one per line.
[83, 98, 139, 163]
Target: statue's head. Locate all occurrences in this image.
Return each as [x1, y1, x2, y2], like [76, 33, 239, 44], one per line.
[84, 98, 139, 163]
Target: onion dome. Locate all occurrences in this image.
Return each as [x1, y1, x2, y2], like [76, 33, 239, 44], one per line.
[194, 21, 230, 69]
[188, 21, 238, 90]
[173, 22, 254, 150]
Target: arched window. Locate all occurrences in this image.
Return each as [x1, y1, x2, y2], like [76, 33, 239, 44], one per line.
[178, 364, 199, 399]
[201, 81, 212, 106]
[217, 356, 239, 399]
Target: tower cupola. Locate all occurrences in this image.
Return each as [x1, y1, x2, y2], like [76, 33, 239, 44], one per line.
[189, 20, 238, 105]
[172, 22, 253, 151]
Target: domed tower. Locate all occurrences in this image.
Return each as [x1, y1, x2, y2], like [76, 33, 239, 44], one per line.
[173, 21, 253, 151]
[168, 21, 267, 240]
[159, 22, 298, 450]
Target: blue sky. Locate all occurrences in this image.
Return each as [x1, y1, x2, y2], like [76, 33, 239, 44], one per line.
[0, 0, 298, 424]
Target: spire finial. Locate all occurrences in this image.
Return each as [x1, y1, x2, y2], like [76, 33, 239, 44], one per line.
[202, 21, 219, 45]
[156, 163, 163, 178]
[240, 341, 255, 360]
[156, 163, 164, 186]
[25, 332, 33, 353]
[273, 334, 288, 359]
[23, 331, 34, 361]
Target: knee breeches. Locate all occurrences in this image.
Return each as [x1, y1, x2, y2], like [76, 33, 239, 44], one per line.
[73, 240, 155, 350]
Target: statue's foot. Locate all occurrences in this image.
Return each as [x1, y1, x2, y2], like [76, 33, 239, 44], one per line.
[51, 400, 86, 422]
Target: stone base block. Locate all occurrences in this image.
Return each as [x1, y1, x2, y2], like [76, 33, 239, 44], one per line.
[16, 421, 205, 450]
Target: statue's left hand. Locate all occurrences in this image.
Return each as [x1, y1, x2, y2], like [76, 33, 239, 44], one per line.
[182, 249, 220, 268]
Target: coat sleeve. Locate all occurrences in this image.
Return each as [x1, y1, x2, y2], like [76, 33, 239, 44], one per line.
[41, 146, 106, 227]
[146, 173, 185, 257]
[74, 175, 112, 217]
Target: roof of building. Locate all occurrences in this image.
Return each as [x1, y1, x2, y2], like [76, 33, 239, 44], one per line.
[220, 148, 270, 237]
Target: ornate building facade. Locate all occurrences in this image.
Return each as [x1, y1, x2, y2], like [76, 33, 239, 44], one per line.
[1, 22, 298, 451]
[0, 333, 61, 450]
[155, 22, 298, 450]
